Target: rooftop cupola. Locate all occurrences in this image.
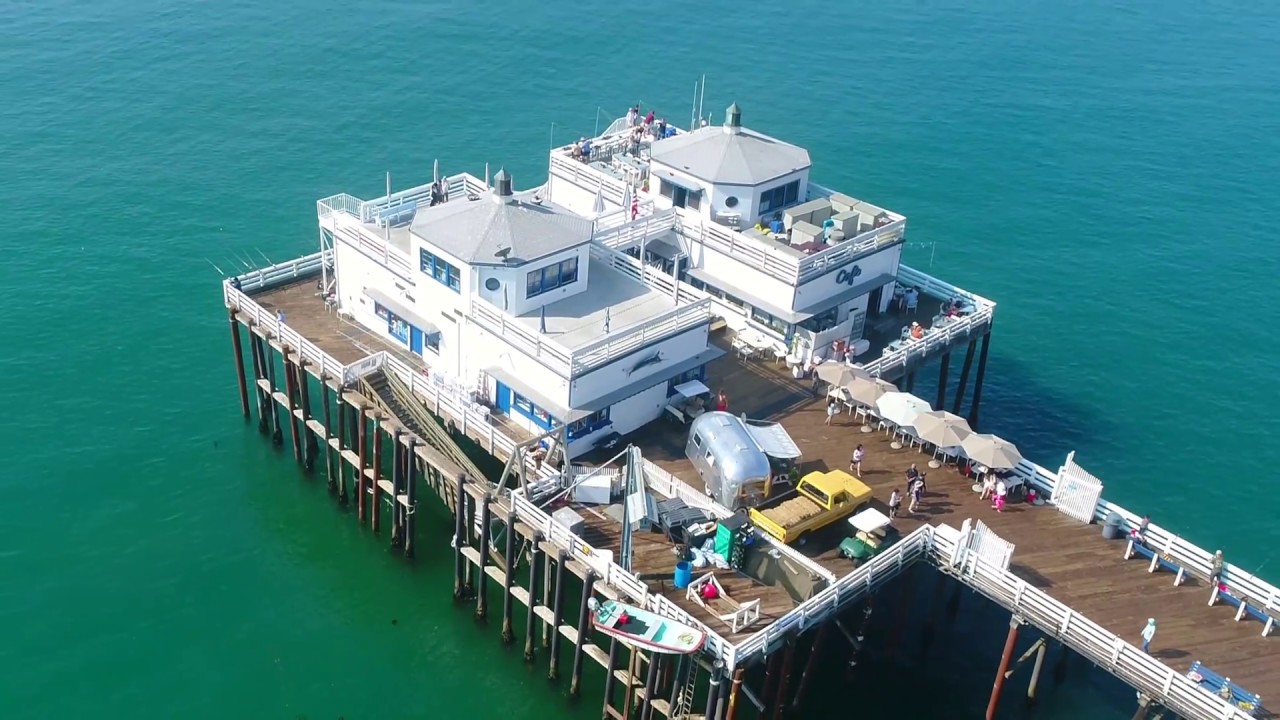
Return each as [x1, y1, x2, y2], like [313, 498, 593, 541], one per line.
[724, 102, 742, 135]
[493, 167, 513, 203]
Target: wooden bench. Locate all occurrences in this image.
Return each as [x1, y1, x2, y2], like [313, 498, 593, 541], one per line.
[1208, 581, 1280, 637]
[1122, 534, 1209, 586]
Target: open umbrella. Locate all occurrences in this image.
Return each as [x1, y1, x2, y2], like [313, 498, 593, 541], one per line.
[815, 363, 867, 388]
[911, 410, 973, 466]
[845, 375, 897, 408]
[961, 433, 1023, 470]
[875, 392, 931, 428]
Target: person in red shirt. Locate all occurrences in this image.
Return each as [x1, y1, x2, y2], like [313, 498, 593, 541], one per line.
[716, 390, 729, 412]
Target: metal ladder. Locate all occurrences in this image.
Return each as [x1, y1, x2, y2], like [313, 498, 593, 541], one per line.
[669, 659, 699, 719]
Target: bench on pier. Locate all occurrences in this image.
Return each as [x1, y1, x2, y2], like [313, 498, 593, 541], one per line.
[1209, 579, 1280, 637]
[1186, 661, 1262, 716]
[1122, 533, 1210, 587]
[377, 200, 418, 228]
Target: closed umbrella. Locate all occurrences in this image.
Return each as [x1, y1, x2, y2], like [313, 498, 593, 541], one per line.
[961, 433, 1023, 470]
[911, 410, 973, 467]
[592, 185, 606, 216]
[815, 363, 867, 388]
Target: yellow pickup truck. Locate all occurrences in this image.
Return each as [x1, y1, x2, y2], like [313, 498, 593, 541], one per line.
[749, 470, 873, 544]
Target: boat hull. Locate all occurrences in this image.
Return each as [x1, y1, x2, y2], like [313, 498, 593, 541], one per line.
[591, 599, 706, 655]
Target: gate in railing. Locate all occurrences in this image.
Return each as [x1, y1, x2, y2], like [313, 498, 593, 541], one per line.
[1052, 451, 1104, 524]
[968, 520, 1015, 572]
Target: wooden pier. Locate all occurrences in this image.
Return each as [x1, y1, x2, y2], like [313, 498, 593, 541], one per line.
[222, 255, 1277, 720]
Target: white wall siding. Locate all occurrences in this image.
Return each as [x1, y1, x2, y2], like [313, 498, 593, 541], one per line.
[792, 244, 902, 312]
[569, 325, 710, 407]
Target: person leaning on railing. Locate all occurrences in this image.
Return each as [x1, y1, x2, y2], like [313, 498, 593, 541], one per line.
[1129, 516, 1150, 547]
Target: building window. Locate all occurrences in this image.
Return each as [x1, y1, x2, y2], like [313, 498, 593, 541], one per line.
[512, 392, 555, 430]
[660, 179, 701, 210]
[724, 196, 739, 208]
[750, 305, 789, 336]
[667, 366, 708, 397]
[373, 302, 391, 321]
[527, 257, 579, 298]
[424, 331, 441, 352]
[567, 408, 611, 440]
[758, 180, 800, 215]
[420, 249, 461, 292]
[798, 305, 840, 334]
[389, 316, 410, 343]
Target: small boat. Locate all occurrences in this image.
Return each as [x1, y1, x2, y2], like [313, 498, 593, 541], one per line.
[588, 598, 707, 655]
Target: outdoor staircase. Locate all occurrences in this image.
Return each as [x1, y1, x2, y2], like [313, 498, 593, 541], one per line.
[359, 370, 488, 483]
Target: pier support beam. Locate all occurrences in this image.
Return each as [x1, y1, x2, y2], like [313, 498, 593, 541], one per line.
[602, 638, 621, 719]
[453, 474, 467, 601]
[524, 533, 544, 662]
[283, 349, 302, 462]
[704, 668, 722, 720]
[336, 394, 349, 504]
[390, 430, 404, 549]
[724, 667, 744, 720]
[792, 625, 830, 711]
[249, 332, 271, 434]
[323, 381, 336, 490]
[371, 414, 383, 533]
[463, 487, 476, 595]
[228, 311, 250, 419]
[1132, 694, 1152, 720]
[548, 549, 569, 681]
[500, 508, 518, 642]
[266, 339, 283, 446]
[639, 653, 660, 720]
[771, 640, 797, 720]
[404, 439, 418, 558]
[1027, 639, 1047, 702]
[985, 615, 1022, 720]
[936, 350, 952, 412]
[569, 571, 596, 696]
[356, 406, 369, 523]
[298, 361, 316, 471]
[951, 338, 978, 416]
[475, 493, 492, 620]
[968, 332, 992, 428]
[541, 550, 554, 648]
[905, 368, 917, 394]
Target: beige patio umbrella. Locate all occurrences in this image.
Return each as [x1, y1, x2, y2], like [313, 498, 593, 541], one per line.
[814, 362, 868, 388]
[911, 410, 973, 467]
[961, 433, 1023, 470]
[846, 375, 897, 408]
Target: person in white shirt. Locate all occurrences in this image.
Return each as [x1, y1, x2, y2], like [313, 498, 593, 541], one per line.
[850, 444, 865, 476]
[1141, 618, 1157, 654]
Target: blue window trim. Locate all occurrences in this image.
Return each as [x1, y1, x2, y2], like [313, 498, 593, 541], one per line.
[419, 249, 461, 293]
[568, 408, 612, 440]
[526, 257, 579, 298]
[666, 365, 708, 397]
[376, 303, 411, 344]
[511, 392, 555, 430]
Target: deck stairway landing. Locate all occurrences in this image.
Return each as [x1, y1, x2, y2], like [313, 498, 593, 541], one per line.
[360, 370, 489, 484]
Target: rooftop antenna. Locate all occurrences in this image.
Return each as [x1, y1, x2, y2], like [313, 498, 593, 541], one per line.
[484, 162, 490, 191]
[384, 171, 392, 264]
[690, 80, 699, 130]
[698, 74, 707, 127]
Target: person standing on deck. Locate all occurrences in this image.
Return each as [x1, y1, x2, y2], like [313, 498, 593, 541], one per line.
[276, 310, 286, 326]
[716, 390, 729, 413]
[887, 488, 901, 519]
[908, 478, 923, 514]
[850, 444, 865, 476]
[1209, 550, 1225, 588]
[1141, 618, 1157, 654]
[825, 400, 839, 426]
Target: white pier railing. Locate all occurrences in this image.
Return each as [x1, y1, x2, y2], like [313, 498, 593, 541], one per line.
[225, 255, 1280, 712]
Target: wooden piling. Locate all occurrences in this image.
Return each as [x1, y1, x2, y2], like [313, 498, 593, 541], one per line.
[265, 340, 283, 446]
[404, 439, 417, 558]
[228, 310, 250, 419]
[356, 405, 369, 522]
[476, 493, 492, 620]
[1132, 694, 1152, 720]
[297, 360, 316, 471]
[704, 668, 722, 720]
[542, 549, 554, 648]
[323, 381, 337, 490]
[601, 638, 620, 719]
[548, 548, 569, 681]
[500, 508, 518, 643]
[639, 653, 660, 720]
[524, 532, 544, 661]
[336, 393, 349, 503]
[622, 647, 638, 720]
[771, 641, 797, 720]
[1027, 639, 1047, 702]
[968, 332, 993, 428]
[454, 474, 467, 601]
[463, 488, 476, 595]
[951, 337, 978, 415]
[250, 332, 272, 434]
[725, 667, 744, 720]
[569, 571, 596, 696]
[985, 615, 1021, 720]
[665, 655, 686, 718]
[936, 349, 952, 411]
[792, 625, 830, 711]
[390, 429, 404, 549]
[760, 650, 780, 710]
[282, 349, 302, 462]
[371, 413, 383, 532]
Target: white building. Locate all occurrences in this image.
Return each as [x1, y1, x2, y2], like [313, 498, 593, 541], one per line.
[322, 169, 720, 458]
[546, 103, 909, 364]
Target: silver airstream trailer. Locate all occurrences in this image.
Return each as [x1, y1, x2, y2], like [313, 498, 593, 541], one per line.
[685, 412, 802, 510]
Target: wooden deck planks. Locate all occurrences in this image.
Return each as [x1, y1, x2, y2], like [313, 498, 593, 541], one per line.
[621, 344, 1280, 703]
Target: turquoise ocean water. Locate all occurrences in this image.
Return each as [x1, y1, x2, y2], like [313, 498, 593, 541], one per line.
[2, 1, 1278, 717]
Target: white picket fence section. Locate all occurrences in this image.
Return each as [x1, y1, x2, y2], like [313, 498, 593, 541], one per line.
[1052, 450, 1106, 524]
[967, 520, 1015, 573]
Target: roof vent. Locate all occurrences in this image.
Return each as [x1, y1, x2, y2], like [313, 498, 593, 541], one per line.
[493, 168, 513, 203]
[724, 102, 742, 134]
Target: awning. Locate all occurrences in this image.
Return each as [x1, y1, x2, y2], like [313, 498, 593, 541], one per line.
[364, 287, 440, 334]
[684, 267, 896, 325]
[642, 237, 683, 260]
[571, 347, 726, 415]
[485, 365, 575, 423]
[673, 379, 711, 398]
[746, 421, 802, 460]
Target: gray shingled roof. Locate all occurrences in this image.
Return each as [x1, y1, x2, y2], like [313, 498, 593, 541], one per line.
[409, 188, 595, 266]
[649, 125, 811, 186]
